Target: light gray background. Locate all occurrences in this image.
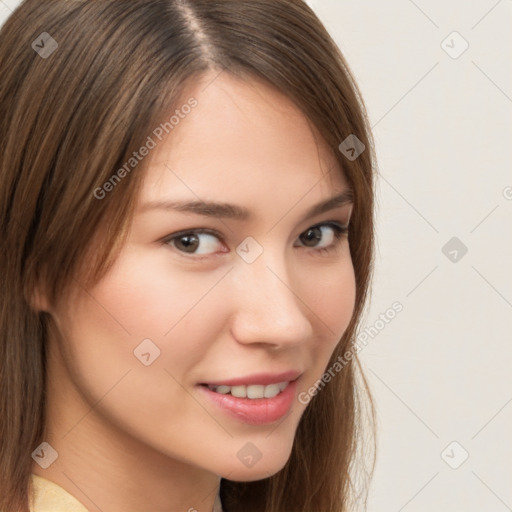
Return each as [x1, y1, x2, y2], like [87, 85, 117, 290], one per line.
[2, 1, 511, 510]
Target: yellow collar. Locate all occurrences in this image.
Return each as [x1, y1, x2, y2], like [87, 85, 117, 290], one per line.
[30, 474, 89, 512]
[30, 474, 223, 512]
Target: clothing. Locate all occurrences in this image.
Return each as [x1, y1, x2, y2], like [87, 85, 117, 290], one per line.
[29, 473, 223, 512]
[29, 475, 88, 512]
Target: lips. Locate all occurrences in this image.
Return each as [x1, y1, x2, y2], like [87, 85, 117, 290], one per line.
[197, 377, 300, 425]
[196, 370, 303, 425]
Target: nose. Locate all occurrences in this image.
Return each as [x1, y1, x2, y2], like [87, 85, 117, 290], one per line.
[228, 249, 314, 350]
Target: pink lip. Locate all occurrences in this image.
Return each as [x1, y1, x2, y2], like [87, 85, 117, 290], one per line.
[200, 370, 302, 387]
[197, 378, 299, 425]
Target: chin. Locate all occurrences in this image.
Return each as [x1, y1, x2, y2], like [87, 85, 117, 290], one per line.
[222, 460, 288, 482]
[216, 444, 293, 482]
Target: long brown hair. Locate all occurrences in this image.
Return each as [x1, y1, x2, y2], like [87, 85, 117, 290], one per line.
[0, 1, 377, 511]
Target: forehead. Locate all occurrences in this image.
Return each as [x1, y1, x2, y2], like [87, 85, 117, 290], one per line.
[139, 72, 347, 207]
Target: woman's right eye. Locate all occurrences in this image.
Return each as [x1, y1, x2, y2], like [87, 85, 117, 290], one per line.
[163, 229, 226, 257]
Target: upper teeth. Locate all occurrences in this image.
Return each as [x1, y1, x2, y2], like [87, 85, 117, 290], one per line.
[207, 381, 289, 399]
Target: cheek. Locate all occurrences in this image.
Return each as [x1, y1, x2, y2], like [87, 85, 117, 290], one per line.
[292, 262, 355, 404]
[303, 259, 356, 384]
[306, 260, 356, 341]
[50, 256, 233, 452]
[86, 248, 230, 340]
[62, 249, 232, 387]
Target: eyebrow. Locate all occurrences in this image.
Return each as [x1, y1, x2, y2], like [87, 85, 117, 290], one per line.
[139, 188, 354, 222]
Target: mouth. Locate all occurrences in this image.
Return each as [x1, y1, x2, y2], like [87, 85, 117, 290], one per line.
[196, 373, 302, 425]
[200, 380, 290, 399]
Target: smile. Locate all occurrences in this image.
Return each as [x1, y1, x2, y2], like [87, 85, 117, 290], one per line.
[204, 381, 289, 399]
[197, 374, 302, 425]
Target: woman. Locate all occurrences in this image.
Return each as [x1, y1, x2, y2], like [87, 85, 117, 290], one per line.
[0, 1, 377, 511]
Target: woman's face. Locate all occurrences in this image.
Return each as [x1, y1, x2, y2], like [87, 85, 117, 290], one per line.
[45, 71, 356, 481]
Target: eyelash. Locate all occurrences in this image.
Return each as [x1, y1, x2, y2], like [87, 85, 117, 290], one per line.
[161, 221, 349, 260]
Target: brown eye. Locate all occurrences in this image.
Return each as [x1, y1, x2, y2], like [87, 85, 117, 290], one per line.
[300, 226, 323, 247]
[296, 222, 348, 251]
[174, 234, 200, 253]
[164, 230, 224, 255]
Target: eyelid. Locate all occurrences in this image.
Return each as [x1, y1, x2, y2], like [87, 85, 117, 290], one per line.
[161, 227, 219, 241]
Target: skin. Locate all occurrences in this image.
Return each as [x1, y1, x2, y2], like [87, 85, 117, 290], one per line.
[32, 70, 356, 512]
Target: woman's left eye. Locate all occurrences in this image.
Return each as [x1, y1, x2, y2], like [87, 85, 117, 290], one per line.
[161, 222, 348, 258]
[295, 222, 349, 254]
